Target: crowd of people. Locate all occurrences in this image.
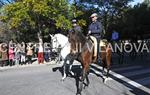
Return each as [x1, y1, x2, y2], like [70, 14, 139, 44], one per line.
[0, 40, 52, 67]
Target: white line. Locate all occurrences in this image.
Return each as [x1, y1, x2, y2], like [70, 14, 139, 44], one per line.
[90, 68, 103, 76]
[91, 64, 150, 94]
[112, 66, 142, 72]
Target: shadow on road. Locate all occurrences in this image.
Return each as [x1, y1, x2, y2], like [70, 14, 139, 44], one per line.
[52, 64, 105, 94]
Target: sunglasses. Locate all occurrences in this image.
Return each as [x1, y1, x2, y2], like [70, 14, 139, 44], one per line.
[91, 16, 95, 18]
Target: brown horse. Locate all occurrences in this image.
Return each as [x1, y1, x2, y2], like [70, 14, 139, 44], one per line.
[93, 39, 112, 79]
[62, 30, 93, 95]
[62, 30, 112, 94]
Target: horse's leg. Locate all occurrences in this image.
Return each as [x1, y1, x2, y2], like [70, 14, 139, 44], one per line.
[106, 64, 110, 78]
[78, 67, 86, 94]
[68, 57, 75, 76]
[79, 71, 85, 94]
[104, 49, 112, 83]
[76, 68, 83, 95]
[102, 60, 107, 83]
[106, 53, 111, 78]
[102, 61, 105, 75]
[84, 68, 90, 88]
[62, 54, 71, 81]
[79, 62, 90, 93]
[61, 58, 67, 81]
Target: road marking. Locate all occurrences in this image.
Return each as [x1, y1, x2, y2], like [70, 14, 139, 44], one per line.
[91, 64, 150, 94]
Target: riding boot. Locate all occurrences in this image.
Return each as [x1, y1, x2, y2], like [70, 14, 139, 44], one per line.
[97, 38, 101, 64]
[97, 52, 101, 64]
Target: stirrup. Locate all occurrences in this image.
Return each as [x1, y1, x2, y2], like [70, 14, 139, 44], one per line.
[97, 56, 101, 64]
[98, 59, 101, 64]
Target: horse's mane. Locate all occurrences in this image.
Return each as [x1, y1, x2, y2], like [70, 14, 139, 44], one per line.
[54, 33, 68, 39]
[74, 30, 87, 45]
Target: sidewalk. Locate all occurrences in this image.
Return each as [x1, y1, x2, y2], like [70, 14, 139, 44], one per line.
[0, 60, 59, 71]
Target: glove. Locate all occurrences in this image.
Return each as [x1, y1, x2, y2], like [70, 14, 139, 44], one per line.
[87, 31, 91, 36]
[88, 30, 91, 34]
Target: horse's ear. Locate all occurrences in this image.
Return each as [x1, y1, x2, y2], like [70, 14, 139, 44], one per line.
[72, 29, 76, 34]
[49, 34, 53, 38]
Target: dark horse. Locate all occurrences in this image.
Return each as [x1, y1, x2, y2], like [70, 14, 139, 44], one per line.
[62, 30, 112, 94]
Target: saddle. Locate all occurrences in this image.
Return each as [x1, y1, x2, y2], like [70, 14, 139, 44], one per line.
[89, 36, 108, 58]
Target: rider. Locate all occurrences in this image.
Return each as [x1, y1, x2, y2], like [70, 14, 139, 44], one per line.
[69, 19, 82, 54]
[71, 19, 81, 32]
[88, 13, 103, 64]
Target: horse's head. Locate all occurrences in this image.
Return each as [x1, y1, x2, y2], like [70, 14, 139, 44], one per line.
[50, 34, 58, 52]
[68, 29, 93, 54]
[68, 29, 87, 45]
[50, 33, 68, 52]
[68, 29, 76, 43]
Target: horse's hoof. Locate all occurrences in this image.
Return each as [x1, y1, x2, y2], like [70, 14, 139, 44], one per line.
[102, 75, 106, 79]
[83, 85, 88, 89]
[103, 77, 109, 83]
[105, 78, 108, 83]
[102, 76, 106, 83]
[103, 78, 105, 83]
[76, 91, 81, 95]
[61, 77, 66, 81]
[61, 78, 64, 82]
[83, 82, 89, 89]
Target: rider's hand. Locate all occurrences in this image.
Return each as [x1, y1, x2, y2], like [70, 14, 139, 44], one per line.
[88, 30, 91, 34]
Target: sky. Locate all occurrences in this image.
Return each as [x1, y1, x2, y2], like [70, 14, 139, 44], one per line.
[1, 0, 144, 5]
[68, 0, 144, 6]
[129, 0, 144, 6]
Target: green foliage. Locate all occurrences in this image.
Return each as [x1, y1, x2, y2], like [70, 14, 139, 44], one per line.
[0, 0, 86, 42]
[55, 15, 72, 30]
[0, 0, 84, 33]
[122, 3, 150, 38]
[1, 0, 150, 41]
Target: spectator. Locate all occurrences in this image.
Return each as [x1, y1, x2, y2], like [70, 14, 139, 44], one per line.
[26, 43, 33, 64]
[44, 43, 50, 62]
[14, 44, 21, 66]
[8, 46, 15, 66]
[0, 43, 8, 67]
[20, 42, 26, 65]
[38, 41, 44, 64]
[0, 44, 1, 60]
[8, 40, 15, 66]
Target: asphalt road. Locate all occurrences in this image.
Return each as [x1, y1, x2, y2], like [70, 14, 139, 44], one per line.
[0, 55, 150, 95]
[0, 61, 150, 95]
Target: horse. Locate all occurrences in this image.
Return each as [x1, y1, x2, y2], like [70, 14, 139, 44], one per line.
[66, 30, 94, 95]
[51, 33, 112, 94]
[62, 30, 112, 94]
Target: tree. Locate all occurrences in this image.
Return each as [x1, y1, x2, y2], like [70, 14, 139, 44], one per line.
[72, 0, 133, 39]
[0, 0, 84, 42]
[115, 2, 150, 39]
[144, 0, 150, 7]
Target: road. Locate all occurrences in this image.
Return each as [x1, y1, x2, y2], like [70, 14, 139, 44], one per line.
[0, 61, 150, 95]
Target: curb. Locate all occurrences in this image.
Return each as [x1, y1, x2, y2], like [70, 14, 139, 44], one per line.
[0, 61, 61, 71]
